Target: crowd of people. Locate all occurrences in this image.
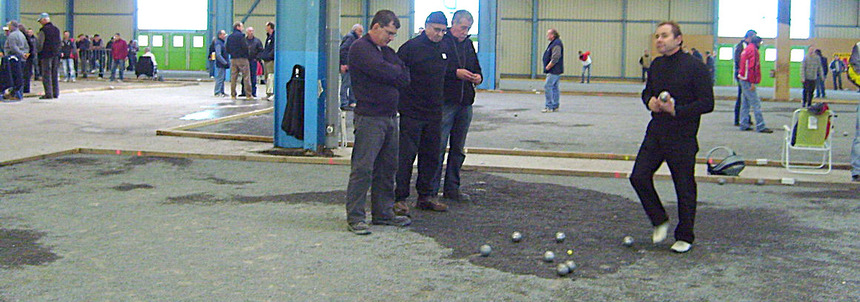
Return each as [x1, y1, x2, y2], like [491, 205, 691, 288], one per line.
[209, 21, 274, 100]
[1, 13, 149, 102]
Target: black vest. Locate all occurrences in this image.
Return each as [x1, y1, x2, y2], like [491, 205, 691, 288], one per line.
[543, 38, 564, 74]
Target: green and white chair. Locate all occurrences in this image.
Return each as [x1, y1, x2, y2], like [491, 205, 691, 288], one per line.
[782, 108, 835, 174]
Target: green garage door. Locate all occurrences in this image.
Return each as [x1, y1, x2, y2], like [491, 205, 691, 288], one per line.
[138, 31, 207, 71]
[715, 43, 806, 88]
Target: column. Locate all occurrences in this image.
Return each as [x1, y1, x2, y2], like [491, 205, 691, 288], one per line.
[477, 0, 497, 90]
[773, 0, 791, 101]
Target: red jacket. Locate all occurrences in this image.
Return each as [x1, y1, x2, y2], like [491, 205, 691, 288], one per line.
[111, 38, 129, 60]
[737, 43, 760, 84]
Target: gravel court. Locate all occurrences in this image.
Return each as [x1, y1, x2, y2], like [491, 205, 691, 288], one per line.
[1, 154, 857, 301]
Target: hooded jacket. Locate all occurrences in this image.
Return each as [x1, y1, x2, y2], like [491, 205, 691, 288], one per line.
[440, 31, 482, 106]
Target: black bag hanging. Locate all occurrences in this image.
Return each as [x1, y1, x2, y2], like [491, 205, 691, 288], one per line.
[281, 64, 305, 140]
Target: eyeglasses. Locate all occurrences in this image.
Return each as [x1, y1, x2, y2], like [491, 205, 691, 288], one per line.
[427, 26, 447, 34]
[385, 29, 397, 37]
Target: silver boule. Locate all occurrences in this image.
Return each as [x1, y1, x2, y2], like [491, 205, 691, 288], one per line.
[623, 236, 635, 247]
[565, 260, 577, 270]
[555, 232, 566, 243]
[479, 245, 492, 257]
[556, 263, 570, 276]
[511, 231, 523, 242]
[543, 251, 555, 262]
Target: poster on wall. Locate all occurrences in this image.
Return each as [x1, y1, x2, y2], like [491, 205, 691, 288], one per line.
[414, 0, 479, 35]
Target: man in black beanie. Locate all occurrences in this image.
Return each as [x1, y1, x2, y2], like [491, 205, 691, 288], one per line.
[393, 11, 450, 216]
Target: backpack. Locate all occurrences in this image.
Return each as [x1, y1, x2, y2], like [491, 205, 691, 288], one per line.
[706, 147, 746, 176]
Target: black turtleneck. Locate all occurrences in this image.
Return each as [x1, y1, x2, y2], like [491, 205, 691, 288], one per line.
[640, 50, 714, 139]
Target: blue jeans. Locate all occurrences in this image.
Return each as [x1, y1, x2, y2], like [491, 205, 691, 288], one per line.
[346, 115, 399, 224]
[433, 103, 473, 195]
[62, 58, 76, 79]
[544, 73, 560, 110]
[739, 80, 767, 131]
[815, 76, 826, 97]
[851, 103, 860, 177]
[581, 64, 591, 83]
[340, 72, 356, 108]
[214, 67, 226, 95]
[110, 59, 125, 81]
[8, 58, 24, 99]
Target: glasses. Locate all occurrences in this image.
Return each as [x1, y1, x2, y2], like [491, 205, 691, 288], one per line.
[385, 29, 397, 37]
[427, 26, 447, 34]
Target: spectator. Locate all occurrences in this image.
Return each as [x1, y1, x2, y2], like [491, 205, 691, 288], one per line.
[3, 20, 30, 101]
[815, 49, 827, 98]
[801, 48, 822, 108]
[127, 39, 138, 72]
[109, 33, 128, 82]
[240, 26, 263, 98]
[830, 57, 846, 91]
[225, 21, 252, 99]
[140, 46, 157, 67]
[76, 34, 90, 78]
[212, 30, 229, 97]
[339, 23, 364, 110]
[733, 30, 756, 126]
[27, 28, 40, 81]
[691, 48, 703, 62]
[91, 34, 104, 78]
[36, 13, 61, 99]
[344, 10, 412, 235]
[705, 51, 715, 85]
[258, 22, 275, 101]
[59, 30, 76, 82]
[22, 25, 37, 94]
[737, 36, 772, 133]
[639, 50, 650, 82]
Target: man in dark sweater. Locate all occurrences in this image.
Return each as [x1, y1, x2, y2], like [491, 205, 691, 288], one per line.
[629, 21, 714, 254]
[36, 13, 61, 99]
[258, 22, 275, 101]
[240, 26, 263, 97]
[345, 10, 411, 235]
[225, 21, 252, 99]
[339, 24, 364, 110]
[393, 11, 450, 216]
[433, 9, 482, 204]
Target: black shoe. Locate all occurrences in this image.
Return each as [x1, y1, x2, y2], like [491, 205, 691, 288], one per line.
[852, 175, 859, 182]
[443, 191, 471, 202]
[348, 221, 371, 235]
[371, 216, 412, 227]
[340, 106, 354, 111]
[39, 95, 52, 99]
[758, 128, 773, 133]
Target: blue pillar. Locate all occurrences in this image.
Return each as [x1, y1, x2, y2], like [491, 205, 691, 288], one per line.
[477, 0, 496, 90]
[4, 0, 19, 23]
[274, 0, 326, 150]
[212, 0, 233, 37]
[67, 0, 74, 34]
[530, 0, 538, 79]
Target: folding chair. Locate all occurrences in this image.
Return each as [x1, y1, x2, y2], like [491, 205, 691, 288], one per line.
[781, 108, 835, 174]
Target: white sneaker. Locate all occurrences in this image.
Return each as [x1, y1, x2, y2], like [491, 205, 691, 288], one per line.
[670, 241, 692, 253]
[652, 222, 669, 243]
[541, 108, 551, 113]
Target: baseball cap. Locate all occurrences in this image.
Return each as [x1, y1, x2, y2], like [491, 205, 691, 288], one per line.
[37, 13, 50, 22]
[425, 11, 448, 26]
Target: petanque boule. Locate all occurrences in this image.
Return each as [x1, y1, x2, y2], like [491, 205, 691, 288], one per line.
[543, 251, 555, 262]
[565, 260, 577, 270]
[756, 179, 766, 186]
[511, 231, 523, 242]
[479, 245, 492, 257]
[623, 236, 635, 247]
[556, 263, 570, 276]
[718, 178, 726, 185]
[555, 232, 566, 243]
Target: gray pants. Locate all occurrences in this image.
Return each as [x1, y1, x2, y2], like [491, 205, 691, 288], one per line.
[346, 115, 399, 224]
[40, 57, 60, 98]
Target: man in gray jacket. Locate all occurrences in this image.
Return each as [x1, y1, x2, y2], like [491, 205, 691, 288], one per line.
[3, 20, 30, 101]
[801, 48, 823, 108]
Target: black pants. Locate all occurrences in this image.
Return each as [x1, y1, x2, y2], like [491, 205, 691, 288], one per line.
[629, 133, 698, 243]
[802, 80, 816, 107]
[395, 115, 442, 201]
[734, 84, 742, 125]
[40, 57, 60, 98]
[23, 57, 34, 93]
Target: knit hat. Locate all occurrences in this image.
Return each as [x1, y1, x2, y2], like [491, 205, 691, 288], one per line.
[37, 13, 50, 22]
[425, 11, 448, 26]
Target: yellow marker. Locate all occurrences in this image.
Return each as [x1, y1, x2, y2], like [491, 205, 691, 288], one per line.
[624, 156, 629, 160]
[567, 249, 573, 255]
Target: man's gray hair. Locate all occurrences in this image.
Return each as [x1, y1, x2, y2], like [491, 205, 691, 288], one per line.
[452, 10, 473, 26]
[7, 20, 19, 30]
[351, 23, 362, 32]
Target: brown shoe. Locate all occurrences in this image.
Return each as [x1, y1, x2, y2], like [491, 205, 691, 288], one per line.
[416, 196, 448, 212]
[393, 201, 410, 217]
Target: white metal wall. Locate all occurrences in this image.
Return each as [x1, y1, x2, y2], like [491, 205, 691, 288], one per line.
[233, 0, 276, 34]
[21, 0, 135, 40]
[815, 0, 860, 39]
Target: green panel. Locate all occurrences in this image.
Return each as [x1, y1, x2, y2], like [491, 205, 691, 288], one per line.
[148, 33, 169, 70]
[189, 35, 208, 71]
[166, 34, 188, 70]
[715, 44, 736, 86]
[715, 43, 806, 88]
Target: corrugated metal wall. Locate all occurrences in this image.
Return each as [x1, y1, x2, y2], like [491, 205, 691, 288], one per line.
[815, 0, 860, 39]
[234, 0, 276, 34]
[21, 0, 135, 39]
[498, 0, 715, 79]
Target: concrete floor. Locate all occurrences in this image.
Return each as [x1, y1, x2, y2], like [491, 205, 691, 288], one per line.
[1, 79, 858, 300]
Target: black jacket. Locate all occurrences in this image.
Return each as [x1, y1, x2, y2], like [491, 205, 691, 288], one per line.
[397, 32, 447, 121]
[37, 22, 61, 58]
[339, 31, 359, 65]
[259, 31, 275, 62]
[440, 32, 482, 106]
[348, 34, 410, 117]
[641, 50, 714, 140]
[225, 29, 249, 59]
[246, 36, 263, 61]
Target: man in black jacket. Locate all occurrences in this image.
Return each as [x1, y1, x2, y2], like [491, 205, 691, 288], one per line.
[23, 27, 37, 93]
[393, 11, 450, 216]
[36, 13, 61, 99]
[258, 22, 275, 101]
[225, 21, 252, 99]
[240, 26, 263, 98]
[433, 10, 482, 204]
[339, 24, 363, 110]
[345, 10, 411, 235]
[629, 21, 714, 253]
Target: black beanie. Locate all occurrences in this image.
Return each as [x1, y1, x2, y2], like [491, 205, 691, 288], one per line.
[425, 11, 448, 26]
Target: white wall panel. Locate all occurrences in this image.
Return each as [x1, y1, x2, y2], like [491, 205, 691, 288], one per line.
[77, 0, 133, 14]
[625, 23, 656, 78]
[501, 0, 532, 19]
[815, 0, 858, 26]
[370, 0, 409, 14]
[539, 21, 623, 77]
[76, 15, 133, 40]
[670, 0, 712, 22]
[341, 17, 363, 35]
[679, 23, 712, 35]
[816, 27, 860, 39]
[341, 0, 364, 17]
[540, 0, 623, 20]
[21, 0, 63, 14]
[628, 0, 669, 21]
[498, 20, 531, 75]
